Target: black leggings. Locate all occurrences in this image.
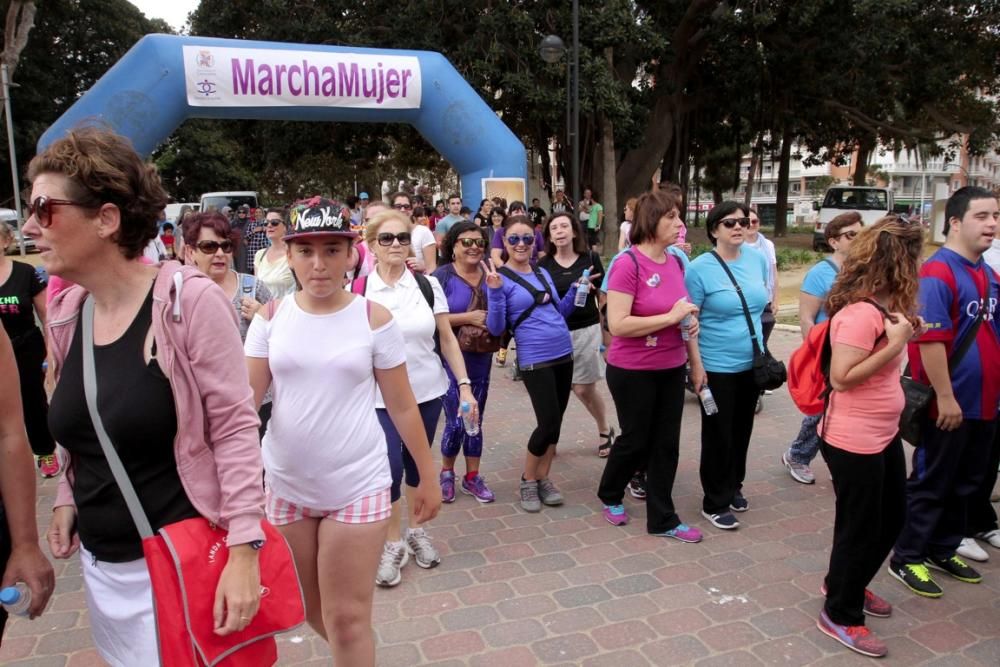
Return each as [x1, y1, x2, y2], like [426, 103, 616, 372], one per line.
[13, 331, 55, 457]
[520, 358, 573, 457]
[700, 369, 757, 514]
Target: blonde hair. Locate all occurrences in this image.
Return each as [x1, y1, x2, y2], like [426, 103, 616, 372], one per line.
[363, 209, 413, 246]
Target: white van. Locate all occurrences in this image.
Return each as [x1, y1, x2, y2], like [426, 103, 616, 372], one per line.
[812, 186, 894, 250]
[199, 191, 259, 214]
[164, 202, 200, 222]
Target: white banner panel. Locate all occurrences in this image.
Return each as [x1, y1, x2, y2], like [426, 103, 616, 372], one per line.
[183, 45, 422, 109]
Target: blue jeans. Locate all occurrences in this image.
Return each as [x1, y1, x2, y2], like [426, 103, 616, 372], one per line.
[788, 413, 822, 465]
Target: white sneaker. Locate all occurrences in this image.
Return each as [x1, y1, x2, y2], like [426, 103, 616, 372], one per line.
[975, 529, 1000, 549]
[375, 541, 409, 587]
[405, 528, 441, 569]
[956, 537, 989, 562]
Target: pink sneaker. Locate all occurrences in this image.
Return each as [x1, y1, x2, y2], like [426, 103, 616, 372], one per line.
[603, 504, 629, 526]
[37, 453, 61, 479]
[460, 474, 495, 503]
[816, 610, 887, 658]
[657, 523, 703, 543]
[820, 583, 892, 618]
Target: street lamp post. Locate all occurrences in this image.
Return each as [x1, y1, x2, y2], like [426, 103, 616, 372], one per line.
[539, 0, 580, 209]
[1, 64, 24, 256]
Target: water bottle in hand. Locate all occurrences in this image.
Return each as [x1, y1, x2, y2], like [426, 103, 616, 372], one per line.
[699, 387, 718, 416]
[680, 297, 693, 341]
[0, 583, 31, 617]
[461, 401, 479, 436]
[574, 269, 591, 308]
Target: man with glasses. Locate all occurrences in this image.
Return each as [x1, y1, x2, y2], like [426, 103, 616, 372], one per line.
[782, 212, 863, 484]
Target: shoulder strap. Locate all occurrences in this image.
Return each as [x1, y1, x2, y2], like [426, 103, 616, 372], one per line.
[948, 296, 986, 371]
[413, 271, 435, 309]
[81, 297, 154, 539]
[710, 251, 763, 356]
[499, 266, 550, 332]
[350, 275, 368, 296]
[672, 251, 685, 274]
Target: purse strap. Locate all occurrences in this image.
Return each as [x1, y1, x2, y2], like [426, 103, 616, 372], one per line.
[81, 296, 155, 539]
[710, 250, 764, 357]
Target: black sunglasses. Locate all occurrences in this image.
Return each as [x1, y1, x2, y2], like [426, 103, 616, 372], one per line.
[377, 232, 412, 246]
[506, 234, 535, 246]
[392, 203, 413, 211]
[835, 230, 859, 240]
[27, 195, 93, 228]
[195, 240, 234, 254]
[459, 238, 487, 248]
[720, 217, 752, 229]
[265, 219, 284, 227]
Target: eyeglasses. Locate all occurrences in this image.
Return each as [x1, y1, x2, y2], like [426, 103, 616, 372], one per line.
[27, 195, 92, 228]
[195, 240, 234, 254]
[459, 238, 487, 248]
[720, 217, 752, 229]
[265, 219, 284, 227]
[392, 203, 413, 211]
[835, 230, 859, 240]
[377, 232, 411, 246]
[506, 234, 535, 246]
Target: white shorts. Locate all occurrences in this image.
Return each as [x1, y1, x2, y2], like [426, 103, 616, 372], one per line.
[80, 545, 160, 667]
[570, 323, 606, 385]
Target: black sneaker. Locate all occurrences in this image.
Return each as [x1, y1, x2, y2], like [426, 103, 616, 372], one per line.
[628, 473, 647, 500]
[887, 561, 943, 598]
[730, 491, 749, 513]
[701, 510, 739, 530]
[925, 554, 982, 583]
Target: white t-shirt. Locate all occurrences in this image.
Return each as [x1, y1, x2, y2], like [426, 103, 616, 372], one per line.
[244, 295, 404, 508]
[411, 224, 436, 256]
[746, 233, 777, 298]
[985, 238, 1000, 275]
[620, 221, 632, 248]
[364, 270, 449, 406]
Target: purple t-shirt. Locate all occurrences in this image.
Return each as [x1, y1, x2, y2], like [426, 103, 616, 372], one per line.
[606, 249, 688, 371]
[432, 265, 494, 381]
[491, 228, 545, 261]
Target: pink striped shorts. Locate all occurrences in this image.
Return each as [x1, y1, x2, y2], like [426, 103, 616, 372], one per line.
[266, 487, 392, 526]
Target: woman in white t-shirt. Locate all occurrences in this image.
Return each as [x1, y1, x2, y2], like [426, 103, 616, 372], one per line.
[245, 197, 441, 666]
[359, 209, 479, 588]
[409, 206, 439, 273]
[618, 197, 637, 251]
[253, 207, 296, 298]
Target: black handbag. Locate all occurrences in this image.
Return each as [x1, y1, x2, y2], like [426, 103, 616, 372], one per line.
[711, 251, 787, 390]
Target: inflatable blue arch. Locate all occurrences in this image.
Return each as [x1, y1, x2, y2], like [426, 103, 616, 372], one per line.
[38, 34, 526, 207]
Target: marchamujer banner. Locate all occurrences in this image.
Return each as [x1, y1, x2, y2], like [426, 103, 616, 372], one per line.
[183, 46, 423, 109]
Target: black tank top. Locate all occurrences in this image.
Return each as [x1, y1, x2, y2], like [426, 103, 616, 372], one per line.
[48, 288, 199, 562]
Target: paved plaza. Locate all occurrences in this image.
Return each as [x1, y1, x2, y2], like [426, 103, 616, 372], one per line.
[1, 329, 998, 666]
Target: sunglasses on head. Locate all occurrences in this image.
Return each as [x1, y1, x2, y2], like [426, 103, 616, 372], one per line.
[27, 195, 92, 228]
[392, 203, 413, 211]
[459, 237, 487, 248]
[506, 234, 535, 246]
[195, 240, 234, 254]
[720, 217, 752, 229]
[377, 231, 411, 246]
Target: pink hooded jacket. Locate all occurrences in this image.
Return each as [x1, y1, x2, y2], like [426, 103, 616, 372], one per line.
[47, 262, 266, 546]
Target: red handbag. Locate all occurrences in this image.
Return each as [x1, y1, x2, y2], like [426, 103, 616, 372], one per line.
[81, 298, 305, 666]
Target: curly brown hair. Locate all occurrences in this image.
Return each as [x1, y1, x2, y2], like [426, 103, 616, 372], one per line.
[826, 216, 923, 323]
[27, 127, 169, 260]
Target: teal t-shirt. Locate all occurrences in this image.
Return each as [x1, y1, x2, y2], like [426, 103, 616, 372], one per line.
[801, 258, 839, 324]
[685, 246, 770, 372]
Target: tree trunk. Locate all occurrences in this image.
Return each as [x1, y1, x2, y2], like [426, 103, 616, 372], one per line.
[600, 47, 617, 253]
[2, 1, 36, 79]
[852, 133, 875, 186]
[744, 133, 763, 208]
[774, 126, 793, 237]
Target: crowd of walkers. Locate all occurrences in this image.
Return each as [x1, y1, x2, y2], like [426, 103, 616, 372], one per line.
[0, 125, 998, 664]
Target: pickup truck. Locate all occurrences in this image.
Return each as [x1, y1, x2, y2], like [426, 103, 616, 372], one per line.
[813, 186, 894, 251]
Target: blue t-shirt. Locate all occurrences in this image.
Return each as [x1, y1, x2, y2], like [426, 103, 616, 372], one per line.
[801, 258, 839, 323]
[486, 266, 575, 366]
[908, 247, 1000, 420]
[685, 246, 770, 373]
[432, 265, 494, 382]
[601, 246, 690, 294]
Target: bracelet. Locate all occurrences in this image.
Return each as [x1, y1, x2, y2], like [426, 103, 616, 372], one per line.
[457, 378, 472, 386]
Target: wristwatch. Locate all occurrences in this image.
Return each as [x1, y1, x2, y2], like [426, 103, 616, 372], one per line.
[457, 378, 472, 387]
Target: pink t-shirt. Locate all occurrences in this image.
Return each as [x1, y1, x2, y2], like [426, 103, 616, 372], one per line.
[819, 301, 906, 454]
[606, 249, 688, 371]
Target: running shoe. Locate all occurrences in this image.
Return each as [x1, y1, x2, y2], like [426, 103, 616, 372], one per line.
[887, 561, 942, 598]
[37, 453, 61, 479]
[975, 529, 1000, 549]
[925, 554, 982, 583]
[656, 523, 703, 543]
[375, 542, 409, 587]
[782, 449, 816, 485]
[820, 583, 892, 617]
[957, 537, 989, 562]
[602, 504, 629, 526]
[405, 528, 441, 569]
[440, 470, 456, 504]
[460, 474, 495, 503]
[537, 478, 564, 506]
[628, 473, 647, 500]
[730, 491, 749, 513]
[701, 510, 739, 530]
[816, 610, 887, 658]
[519, 479, 541, 513]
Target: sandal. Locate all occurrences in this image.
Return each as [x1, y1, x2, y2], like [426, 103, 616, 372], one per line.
[598, 427, 616, 458]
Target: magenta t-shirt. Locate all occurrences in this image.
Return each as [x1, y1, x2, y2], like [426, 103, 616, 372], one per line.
[606, 250, 689, 370]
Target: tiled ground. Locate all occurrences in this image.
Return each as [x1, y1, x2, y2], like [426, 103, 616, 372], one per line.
[2, 329, 998, 666]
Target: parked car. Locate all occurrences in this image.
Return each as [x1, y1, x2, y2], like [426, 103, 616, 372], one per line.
[2, 208, 34, 254]
[812, 186, 894, 251]
[199, 191, 259, 214]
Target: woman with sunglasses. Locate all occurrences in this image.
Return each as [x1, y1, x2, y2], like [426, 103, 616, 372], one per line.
[359, 210, 478, 587]
[685, 201, 770, 531]
[432, 222, 497, 504]
[253, 207, 296, 298]
[484, 215, 585, 512]
[29, 127, 266, 666]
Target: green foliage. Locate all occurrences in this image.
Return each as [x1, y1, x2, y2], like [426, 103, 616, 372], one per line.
[775, 248, 822, 271]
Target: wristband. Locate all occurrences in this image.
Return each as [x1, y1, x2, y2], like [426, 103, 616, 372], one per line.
[457, 378, 472, 387]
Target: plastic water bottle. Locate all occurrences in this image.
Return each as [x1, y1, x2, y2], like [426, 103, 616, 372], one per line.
[680, 297, 693, 341]
[0, 583, 31, 617]
[574, 269, 591, 308]
[699, 387, 719, 416]
[461, 401, 479, 436]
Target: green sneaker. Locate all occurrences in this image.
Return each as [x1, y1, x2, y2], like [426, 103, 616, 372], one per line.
[888, 561, 943, 598]
[925, 554, 982, 584]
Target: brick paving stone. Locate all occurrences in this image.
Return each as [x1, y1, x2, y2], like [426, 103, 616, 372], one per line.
[532, 534, 584, 554]
[596, 595, 659, 622]
[399, 591, 460, 617]
[482, 618, 547, 648]
[641, 634, 712, 665]
[469, 646, 539, 667]
[420, 630, 486, 661]
[605, 573, 662, 597]
[695, 650, 766, 666]
[908, 619, 978, 654]
[591, 619, 658, 651]
[562, 562, 618, 585]
[751, 634, 825, 665]
[471, 561, 527, 583]
[483, 542, 536, 563]
[541, 607, 605, 634]
[0, 636, 38, 662]
[419, 569, 475, 593]
[35, 629, 96, 655]
[698, 620, 767, 652]
[531, 632, 600, 664]
[609, 552, 667, 576]
[510, 572, 570, 595]
[497, 594, 558, 620]
[523, 552, 577, 573]
[552, 584, 612, 608]
[581, 648, 651, 667]
[375, 642, 424, 667]
[5, 658, 67, 667]
[377, 615, 443, 644]
[64, 649, 106, 667]
[749, 607, 817, 638]
[439, 604, 501, 632]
